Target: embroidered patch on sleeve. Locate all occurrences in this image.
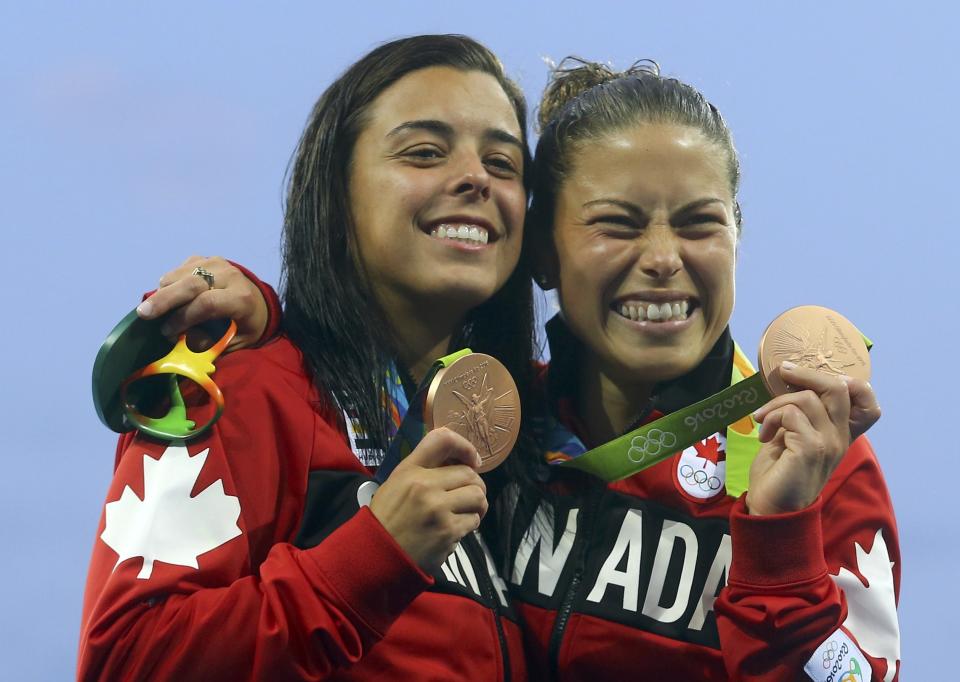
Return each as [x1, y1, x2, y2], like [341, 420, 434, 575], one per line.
[804, 629, 872, 682]
[101, 444, 242, 579]
[830, 529, 900, 681]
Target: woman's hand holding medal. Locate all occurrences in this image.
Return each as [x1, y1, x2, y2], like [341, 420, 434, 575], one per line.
[370, 427, 487, 573]
[746, 363, 881, 516]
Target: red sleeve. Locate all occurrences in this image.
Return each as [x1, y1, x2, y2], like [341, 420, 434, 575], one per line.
[79, 354, 430, 681]
[227, 260, 282, 345]
[714, 436, 901, 681]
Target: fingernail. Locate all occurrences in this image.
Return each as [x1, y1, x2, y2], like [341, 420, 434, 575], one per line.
[752, 409, 763, 421]
[137, 300, 154, 317]
[781, 360, 797, 370]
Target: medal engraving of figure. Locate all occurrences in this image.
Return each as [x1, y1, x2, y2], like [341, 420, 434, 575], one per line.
[425, 353, 520, 473]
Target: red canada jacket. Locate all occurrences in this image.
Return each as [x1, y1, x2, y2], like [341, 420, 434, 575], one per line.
[79, 324, 525, 680]
[502, 317, 900, 682]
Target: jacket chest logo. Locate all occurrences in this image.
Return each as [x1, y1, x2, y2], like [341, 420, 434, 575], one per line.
[674, 432, 727, 502]
[509, 496, 731, 648]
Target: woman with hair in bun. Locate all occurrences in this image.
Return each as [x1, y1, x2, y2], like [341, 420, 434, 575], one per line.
[131, 58, 900, 680]
[79, 34, 537, 681]
[509, 59, 899, 681]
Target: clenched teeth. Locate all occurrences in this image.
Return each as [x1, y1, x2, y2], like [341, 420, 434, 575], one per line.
[429, 224, 489, 245]
[617, 300, 690, 322]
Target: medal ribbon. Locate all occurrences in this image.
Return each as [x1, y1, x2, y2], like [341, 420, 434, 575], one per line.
[553, 336, 872, 498]
[374, 348, 473, 483]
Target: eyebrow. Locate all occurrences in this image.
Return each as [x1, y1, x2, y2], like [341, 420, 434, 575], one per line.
[386, 119, 523, 150]
[676, 197, 726, 213]
[486, 128, 524, 150]
[582, 198, 644, 216]
[582, 197, 726, 214]
[387, 119, 454, 139]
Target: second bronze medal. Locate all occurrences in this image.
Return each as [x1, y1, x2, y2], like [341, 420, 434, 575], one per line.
[758, 305, 871, 396]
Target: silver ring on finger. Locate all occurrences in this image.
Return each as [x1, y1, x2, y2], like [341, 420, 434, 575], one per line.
[191, 266, 215, 290]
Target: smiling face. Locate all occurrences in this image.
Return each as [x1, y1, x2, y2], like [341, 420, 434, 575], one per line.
[548, 123, 738, 386]
[349, 66, 526, 322]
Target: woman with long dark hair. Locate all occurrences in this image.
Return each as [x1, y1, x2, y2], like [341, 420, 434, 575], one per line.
[80, 35, 538, 681]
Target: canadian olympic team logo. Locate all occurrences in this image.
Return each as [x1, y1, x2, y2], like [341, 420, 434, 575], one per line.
[675, 432, 727, 501]
[627, 429, 677, 463]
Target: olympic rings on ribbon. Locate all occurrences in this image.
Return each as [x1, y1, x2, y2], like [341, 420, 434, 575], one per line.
[627, 429, 678, 463]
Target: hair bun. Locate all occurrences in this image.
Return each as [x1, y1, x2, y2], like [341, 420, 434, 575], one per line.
[537, 57, 660, 132]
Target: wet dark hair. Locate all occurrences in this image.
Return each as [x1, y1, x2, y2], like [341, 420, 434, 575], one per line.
[528, 57, 742, 245]
[281, 34, 539, 473]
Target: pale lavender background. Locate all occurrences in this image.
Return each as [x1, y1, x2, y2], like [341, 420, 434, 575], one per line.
[1, 2, 955, 679]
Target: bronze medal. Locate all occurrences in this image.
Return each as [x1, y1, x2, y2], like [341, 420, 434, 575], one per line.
[424, 353, 520, 473]
[758, 305, 871, 396]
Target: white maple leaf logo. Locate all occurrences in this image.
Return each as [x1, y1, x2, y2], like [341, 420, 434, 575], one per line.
[830, 528, 900, 682]
[101, 444, 242, 580]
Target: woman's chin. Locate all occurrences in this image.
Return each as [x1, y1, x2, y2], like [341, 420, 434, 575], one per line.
[611, 347, 704, 385]
[416, 279, 501, 314]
